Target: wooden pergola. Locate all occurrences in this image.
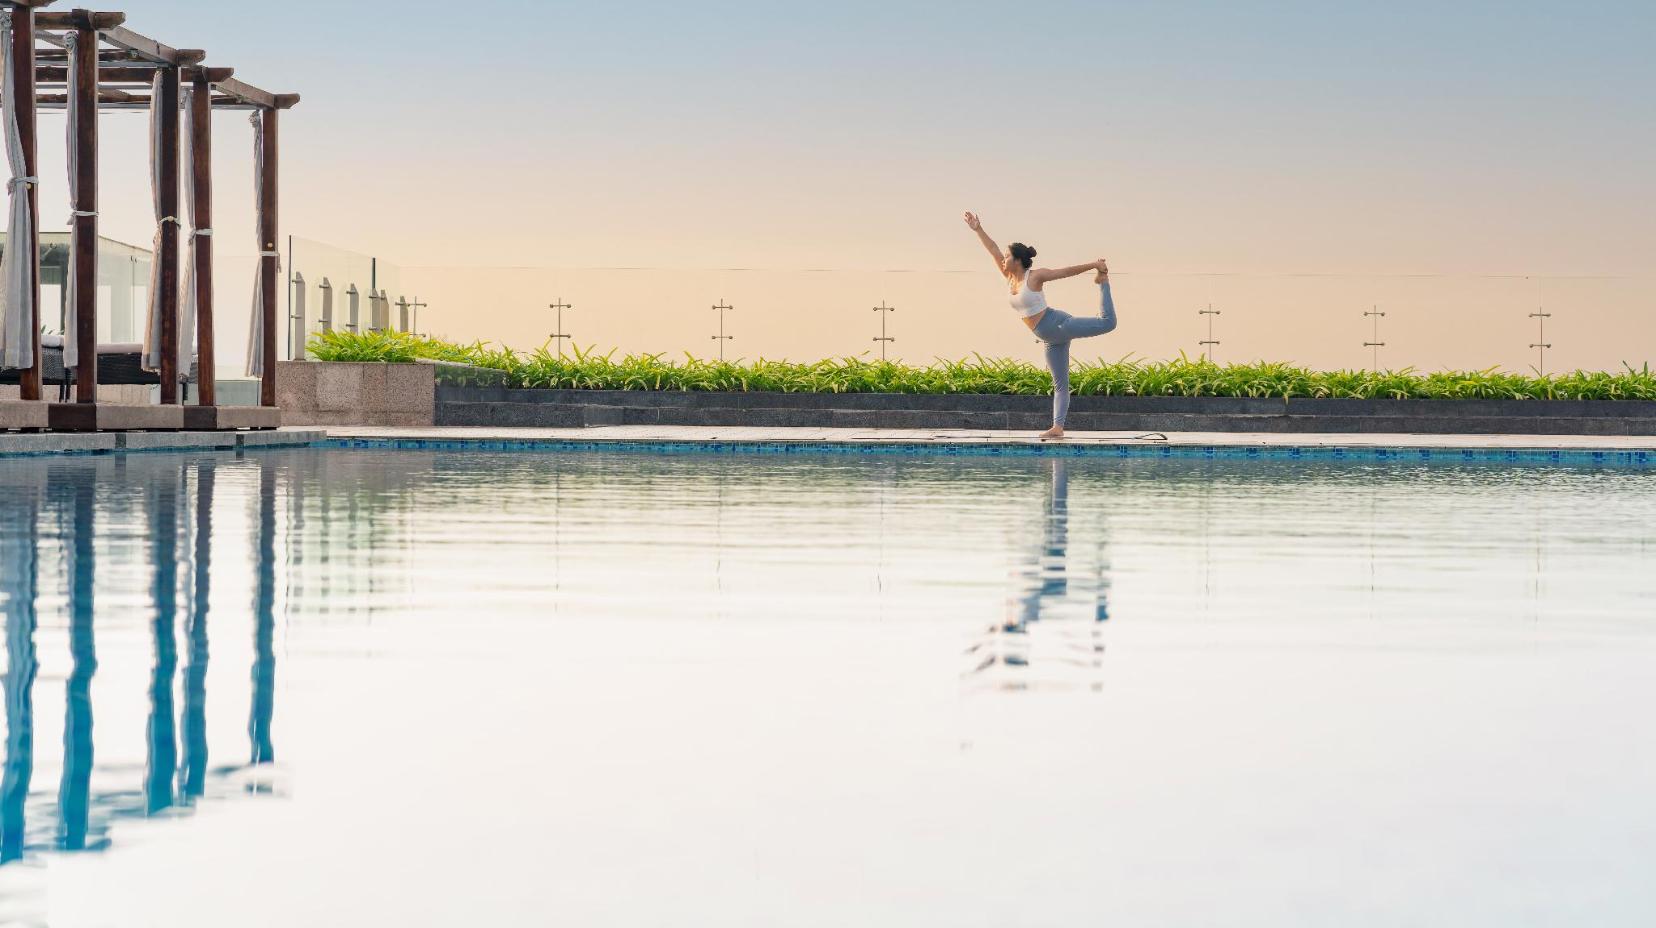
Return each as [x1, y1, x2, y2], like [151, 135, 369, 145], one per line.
[3, 1, 295, 430]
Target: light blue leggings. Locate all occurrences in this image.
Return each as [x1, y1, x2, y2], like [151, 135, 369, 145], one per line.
[1031, 281, 1117, 426]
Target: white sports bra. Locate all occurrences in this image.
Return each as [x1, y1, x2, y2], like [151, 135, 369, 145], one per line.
[1009, 277, 1047, 318]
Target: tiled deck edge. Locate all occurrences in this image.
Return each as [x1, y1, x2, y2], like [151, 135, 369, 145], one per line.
[0, 429, 324, 458]
[319, 435, 1656, 466]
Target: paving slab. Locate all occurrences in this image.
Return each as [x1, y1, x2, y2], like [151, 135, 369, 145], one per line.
[0, 428, 323, 458]
[0, 432, 118, 455]
[0, 399, 49, 429]
[213, 405, 283, 430]
[48, 403, 185, 431]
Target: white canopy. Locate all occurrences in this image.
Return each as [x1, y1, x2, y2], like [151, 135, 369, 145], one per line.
[63, 27, 87, 369]
[141, 72, 168, 371]
[178, 83, 202, 377]
[245, 112, 272, 377]
[0, 11, 38, 371]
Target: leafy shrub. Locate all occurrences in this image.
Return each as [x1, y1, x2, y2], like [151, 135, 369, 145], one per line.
[304, 331, 1656, 401]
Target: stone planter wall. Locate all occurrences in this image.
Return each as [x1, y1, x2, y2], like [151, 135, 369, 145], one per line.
[277, 361, 1656, 435]
[276, 361, 437, 426]
[434, 386, 1656, 435]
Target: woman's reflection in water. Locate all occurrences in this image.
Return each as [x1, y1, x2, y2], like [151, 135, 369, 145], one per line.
[970, 458, 1110, 688]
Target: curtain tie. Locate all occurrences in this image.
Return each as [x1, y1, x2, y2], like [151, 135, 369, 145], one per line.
[7, 175, 37, 191]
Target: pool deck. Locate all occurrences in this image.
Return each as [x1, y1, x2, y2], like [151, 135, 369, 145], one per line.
[4, 425, 1655, 461]
[326, 425, 1656, 452]
[0, 428, 324, 457]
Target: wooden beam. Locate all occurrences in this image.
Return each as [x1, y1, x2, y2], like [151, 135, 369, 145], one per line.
[189, 72, 213, 406]
[100, 25, 202, 65]
[35, 100, 281, 111]
[70, 24, 97, 402]
[157, 65, 180, 404]
[38, 64, 176, 83]
[34, 87, 140, 104]
[10, 4, 43, 400]
[211, 76, 298, 110]
[182, 65, 232, 83]
[258, 108, 278, 407]
[35, 48, 152, 63]
[210, 75, 272, 108]
[33, 10, 124, 30]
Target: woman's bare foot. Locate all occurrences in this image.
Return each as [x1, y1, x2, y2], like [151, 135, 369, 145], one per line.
[1094, 258, 1109, 283]
[1038, 425, 1065, 440]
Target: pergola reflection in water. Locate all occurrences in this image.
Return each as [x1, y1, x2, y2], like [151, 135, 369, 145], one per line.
[0, 454, 282, 863]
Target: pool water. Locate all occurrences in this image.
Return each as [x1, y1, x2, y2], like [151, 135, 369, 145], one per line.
[1, 448, 1654, 926]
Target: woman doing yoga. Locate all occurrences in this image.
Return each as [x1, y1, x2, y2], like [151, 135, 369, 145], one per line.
[963, 211, 1116, 440]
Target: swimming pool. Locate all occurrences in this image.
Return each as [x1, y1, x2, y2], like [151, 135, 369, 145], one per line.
[2, 447, 1653, 925]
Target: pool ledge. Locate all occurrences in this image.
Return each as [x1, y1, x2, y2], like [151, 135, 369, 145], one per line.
[0, 428, 325, 458]
[321, 425, 1656, 466]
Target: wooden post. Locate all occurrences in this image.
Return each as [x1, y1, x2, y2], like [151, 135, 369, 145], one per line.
[190, 74, 213, 405]
[70, 25, 97, 403]
[156, 66, 180, 404]
[258, 107, 277, 408]
[10, 4, 41, 400]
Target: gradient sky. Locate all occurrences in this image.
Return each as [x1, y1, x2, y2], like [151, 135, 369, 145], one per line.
[30, 0, 1656, 372]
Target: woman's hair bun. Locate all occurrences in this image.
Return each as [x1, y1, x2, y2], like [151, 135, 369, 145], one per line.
[1008, 242, 1037, 268]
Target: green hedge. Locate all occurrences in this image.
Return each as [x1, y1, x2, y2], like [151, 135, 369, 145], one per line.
[305, 330, 1656, 401]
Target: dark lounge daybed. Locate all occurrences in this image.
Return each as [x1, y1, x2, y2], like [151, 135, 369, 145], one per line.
[1, 334, 196, 399]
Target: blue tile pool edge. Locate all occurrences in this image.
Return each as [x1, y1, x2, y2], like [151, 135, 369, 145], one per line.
[4, 434, 1651, 467]
[316, 436, 1656, 468]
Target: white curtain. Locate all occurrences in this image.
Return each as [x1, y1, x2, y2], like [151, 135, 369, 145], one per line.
[63, 27, 83, 369]
[179, 85, 201, 379]
[142, 72, 166, 371]
[245, 112, 270, 377]
[0, 11, 38, 371]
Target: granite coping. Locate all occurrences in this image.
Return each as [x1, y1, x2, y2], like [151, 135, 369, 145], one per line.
[0, 399, 50, 428]
[0, 428, 324, 458]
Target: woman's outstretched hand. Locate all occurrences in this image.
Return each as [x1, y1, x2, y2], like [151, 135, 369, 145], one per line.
[963, 211, 982, 231]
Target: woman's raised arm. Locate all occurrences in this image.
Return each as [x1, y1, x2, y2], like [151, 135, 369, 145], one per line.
[963, 212, 1005, 273]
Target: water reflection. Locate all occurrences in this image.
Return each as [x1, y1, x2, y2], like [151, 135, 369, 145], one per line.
[251, 460, 278, 768]
[57, 476, 98, 851]
[145, 476, 181, 815]
[1, 489, 39, 863]
[0, 456, 283, 867]
[968, 459, 1110, 690]
[180, 463, 212, 802]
